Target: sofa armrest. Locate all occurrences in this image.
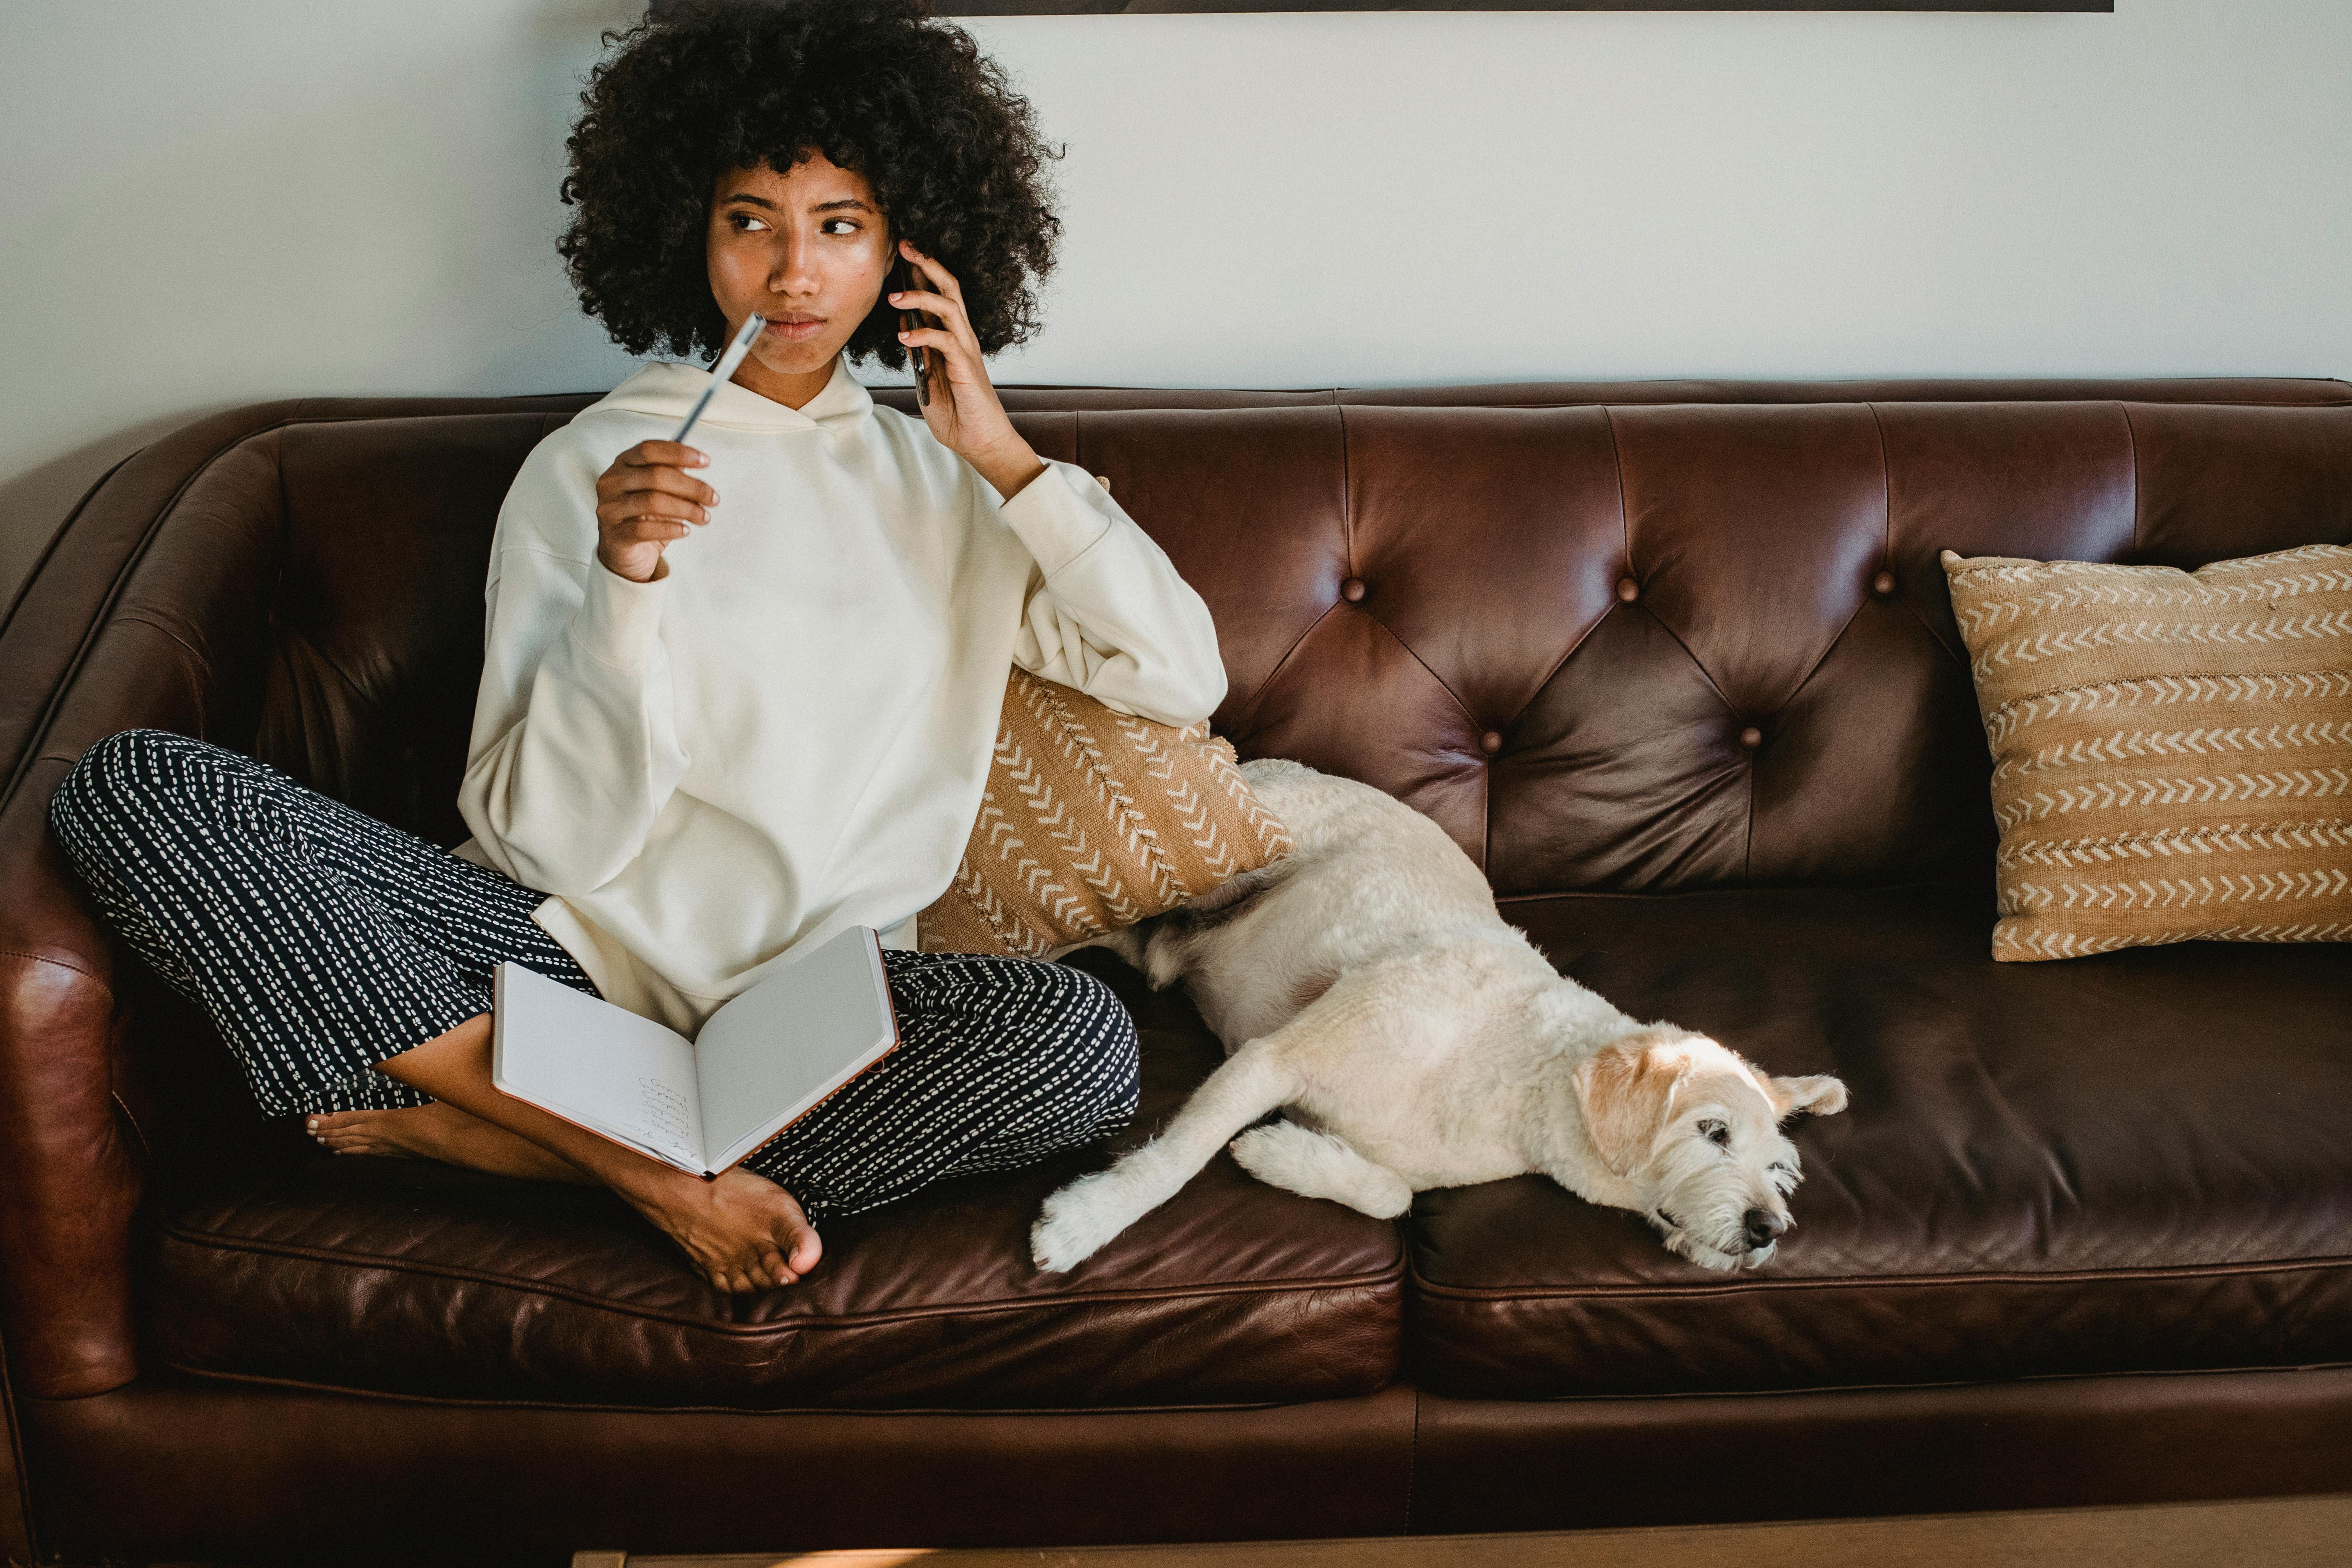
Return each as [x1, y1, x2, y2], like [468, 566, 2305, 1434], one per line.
[0, 402, 327, 1401]
[0, 393, 610, 1405]
[0, 767, 139, 1399]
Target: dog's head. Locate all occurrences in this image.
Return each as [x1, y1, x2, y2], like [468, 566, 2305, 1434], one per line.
[1572, 1027, 1847, 1272]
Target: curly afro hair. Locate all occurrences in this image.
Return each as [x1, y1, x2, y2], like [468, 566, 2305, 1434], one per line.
[559, 0, 1060, 370]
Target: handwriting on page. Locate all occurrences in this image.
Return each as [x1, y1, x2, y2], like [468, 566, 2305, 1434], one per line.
[635, 1077, 693, 1150]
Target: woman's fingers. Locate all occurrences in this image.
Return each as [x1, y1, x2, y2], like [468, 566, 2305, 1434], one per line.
[897, 248, 983, 356]
[895, 240, 1030, 478]
[896, 324, 974, 378]
[622, 439, 708, 470]
[598, 464, 716, 509]
[597, 463, 713, 520]
[599, 503, 706, 534]
[605, 517, 691, 544]
[890, 284, 981, 380]
[600, 481, 710, 515]
[890, 269, 982, 354]
[887, 286, 963, 335]
[897, 324, 985, 411]
[597, 510, 696, 545]
[899, 240, 965, 306]
[594, 438, 717, 568]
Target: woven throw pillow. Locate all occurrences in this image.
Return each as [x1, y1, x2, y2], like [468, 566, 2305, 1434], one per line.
[1942, 542, 2352, 962]
[917, 667, 1294, 958]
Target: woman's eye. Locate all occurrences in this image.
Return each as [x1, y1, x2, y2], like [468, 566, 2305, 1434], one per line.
[731, 214, 770, 233]
[820, 218, 858, 235]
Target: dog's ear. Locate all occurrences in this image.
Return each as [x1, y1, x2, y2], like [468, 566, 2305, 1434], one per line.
[1573, 1030, 1690, 1177]
[1763, 1073, 1849, 1122]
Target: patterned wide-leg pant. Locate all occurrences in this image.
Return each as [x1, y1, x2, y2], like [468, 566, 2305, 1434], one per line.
[48, 729, 1139, 1221]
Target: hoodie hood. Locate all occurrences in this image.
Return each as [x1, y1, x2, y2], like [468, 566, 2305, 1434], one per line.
[592, 354, 875, 435]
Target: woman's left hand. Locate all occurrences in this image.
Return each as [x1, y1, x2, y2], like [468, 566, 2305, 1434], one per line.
[890, 239, 1047, 502]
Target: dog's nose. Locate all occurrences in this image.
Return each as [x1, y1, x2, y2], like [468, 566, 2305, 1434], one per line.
[1743, 1209, 1787, 1250]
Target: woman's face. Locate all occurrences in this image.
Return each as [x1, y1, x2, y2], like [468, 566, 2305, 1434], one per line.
[706, 155, 892, 401]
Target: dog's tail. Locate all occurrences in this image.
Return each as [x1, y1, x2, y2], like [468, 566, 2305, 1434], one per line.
[1099, 860, 1298, 988]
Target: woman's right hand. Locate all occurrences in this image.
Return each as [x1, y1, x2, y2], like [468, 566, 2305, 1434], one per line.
[595, 440, 716, 583]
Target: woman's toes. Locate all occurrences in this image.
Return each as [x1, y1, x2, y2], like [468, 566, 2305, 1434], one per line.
[305, 1109, 426, 1159]
[310, 1111, 377, 1151]
[768, 1191, 823, 1275]
[785, 1217, 822, 1275]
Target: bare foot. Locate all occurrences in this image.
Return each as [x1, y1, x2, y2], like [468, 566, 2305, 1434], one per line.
[313, 1110, 820, 1292]
[618, 1166, 824, 1294]
[308, 1104, 591, 1185]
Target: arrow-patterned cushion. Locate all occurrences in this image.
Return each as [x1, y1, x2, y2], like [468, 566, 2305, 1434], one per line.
[916, 667, 1294, 958]
[1943, 543, 2352, 961]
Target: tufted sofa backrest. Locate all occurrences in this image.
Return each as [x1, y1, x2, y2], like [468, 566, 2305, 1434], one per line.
[216, 395, 2352, 897]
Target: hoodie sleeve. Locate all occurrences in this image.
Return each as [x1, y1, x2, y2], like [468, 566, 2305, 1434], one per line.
[993, 461, 1228, 726]
[456, 436, 692, 897]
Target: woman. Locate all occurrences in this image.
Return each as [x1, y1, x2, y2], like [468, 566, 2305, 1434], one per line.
[46, 0, 1224, 1296]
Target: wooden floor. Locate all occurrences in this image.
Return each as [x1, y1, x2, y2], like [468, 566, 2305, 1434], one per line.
[573, 1491, 2352, 1568]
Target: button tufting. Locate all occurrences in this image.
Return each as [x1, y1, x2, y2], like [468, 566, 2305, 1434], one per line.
[1738, 726, 1764, 751]
[1872, 570, 1897, 596]
[1615, 577, 1640, 603]
[1340, 577, 1367, 603]
[1479, 731, 1504, 756]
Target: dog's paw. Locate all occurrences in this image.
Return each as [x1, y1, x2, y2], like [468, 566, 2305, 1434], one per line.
[1030, 1171, 1134, 1274]
[1656, 1224, 1749, 1273]
[1671, 1237, 1745, 1273]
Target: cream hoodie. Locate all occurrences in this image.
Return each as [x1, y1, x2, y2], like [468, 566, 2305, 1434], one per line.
[453, 358, 1226, 1034]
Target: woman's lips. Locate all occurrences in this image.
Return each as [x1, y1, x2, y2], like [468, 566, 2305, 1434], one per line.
[764, 318, 823, 341]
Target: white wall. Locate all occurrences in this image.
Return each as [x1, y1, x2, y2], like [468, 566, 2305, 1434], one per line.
[6, 1, 2349, 605]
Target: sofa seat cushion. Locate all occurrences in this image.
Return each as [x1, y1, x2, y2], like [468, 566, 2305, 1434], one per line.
[1410, 883, 2352, 1399]
[145, 953, 1402, 1411]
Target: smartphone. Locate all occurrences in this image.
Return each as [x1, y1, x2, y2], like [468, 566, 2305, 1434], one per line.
[890, 256, 938, 408]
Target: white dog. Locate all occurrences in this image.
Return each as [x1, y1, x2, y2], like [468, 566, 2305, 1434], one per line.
[1032, 759, 1847, 1274]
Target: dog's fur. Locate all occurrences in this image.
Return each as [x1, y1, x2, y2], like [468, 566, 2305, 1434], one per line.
[1031, 759, 1847, 1274]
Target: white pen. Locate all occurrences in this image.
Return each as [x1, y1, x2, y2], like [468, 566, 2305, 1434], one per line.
[673, 313, 767, 445]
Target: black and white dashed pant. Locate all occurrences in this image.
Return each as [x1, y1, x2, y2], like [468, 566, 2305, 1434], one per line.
[48, 729, 1139, 1222]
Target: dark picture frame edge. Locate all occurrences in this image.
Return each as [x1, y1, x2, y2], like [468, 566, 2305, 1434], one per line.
[657, 2, 2112, 14]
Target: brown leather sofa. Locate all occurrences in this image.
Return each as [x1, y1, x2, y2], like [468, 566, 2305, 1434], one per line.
[3, 376, 2349, 1566]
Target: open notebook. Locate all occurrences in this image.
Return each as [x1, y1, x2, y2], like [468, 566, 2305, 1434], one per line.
[491, 926, 899, 1180]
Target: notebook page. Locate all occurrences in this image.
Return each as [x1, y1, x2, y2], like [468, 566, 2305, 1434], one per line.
[692, 927, 897, 1171]
[492, 962, 705, 1171]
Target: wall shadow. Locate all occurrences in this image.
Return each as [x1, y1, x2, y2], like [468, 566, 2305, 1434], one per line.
[0, 406, 233, 616]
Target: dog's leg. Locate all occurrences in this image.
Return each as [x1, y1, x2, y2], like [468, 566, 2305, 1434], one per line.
[1229, 1120, 1412, 1218]
[1030, 1040, 1297, 1272]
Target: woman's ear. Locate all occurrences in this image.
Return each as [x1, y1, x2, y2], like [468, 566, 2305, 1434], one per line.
[1764, 1073, 1849, 1123]
[1573, 1029, 1692, 1176]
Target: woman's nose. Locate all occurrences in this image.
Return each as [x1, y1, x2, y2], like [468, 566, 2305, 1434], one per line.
[772, 232, 817, 294]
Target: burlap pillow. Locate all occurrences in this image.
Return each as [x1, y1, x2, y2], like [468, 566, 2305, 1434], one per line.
[918, 668, 1293, 958]
[1942, 543, 2352, 962]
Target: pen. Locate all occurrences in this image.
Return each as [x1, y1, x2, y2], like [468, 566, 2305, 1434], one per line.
[673, 313, 767, 445]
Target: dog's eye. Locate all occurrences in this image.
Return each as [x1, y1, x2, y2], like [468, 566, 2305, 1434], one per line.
[1699, 1118, 1729, 1146]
